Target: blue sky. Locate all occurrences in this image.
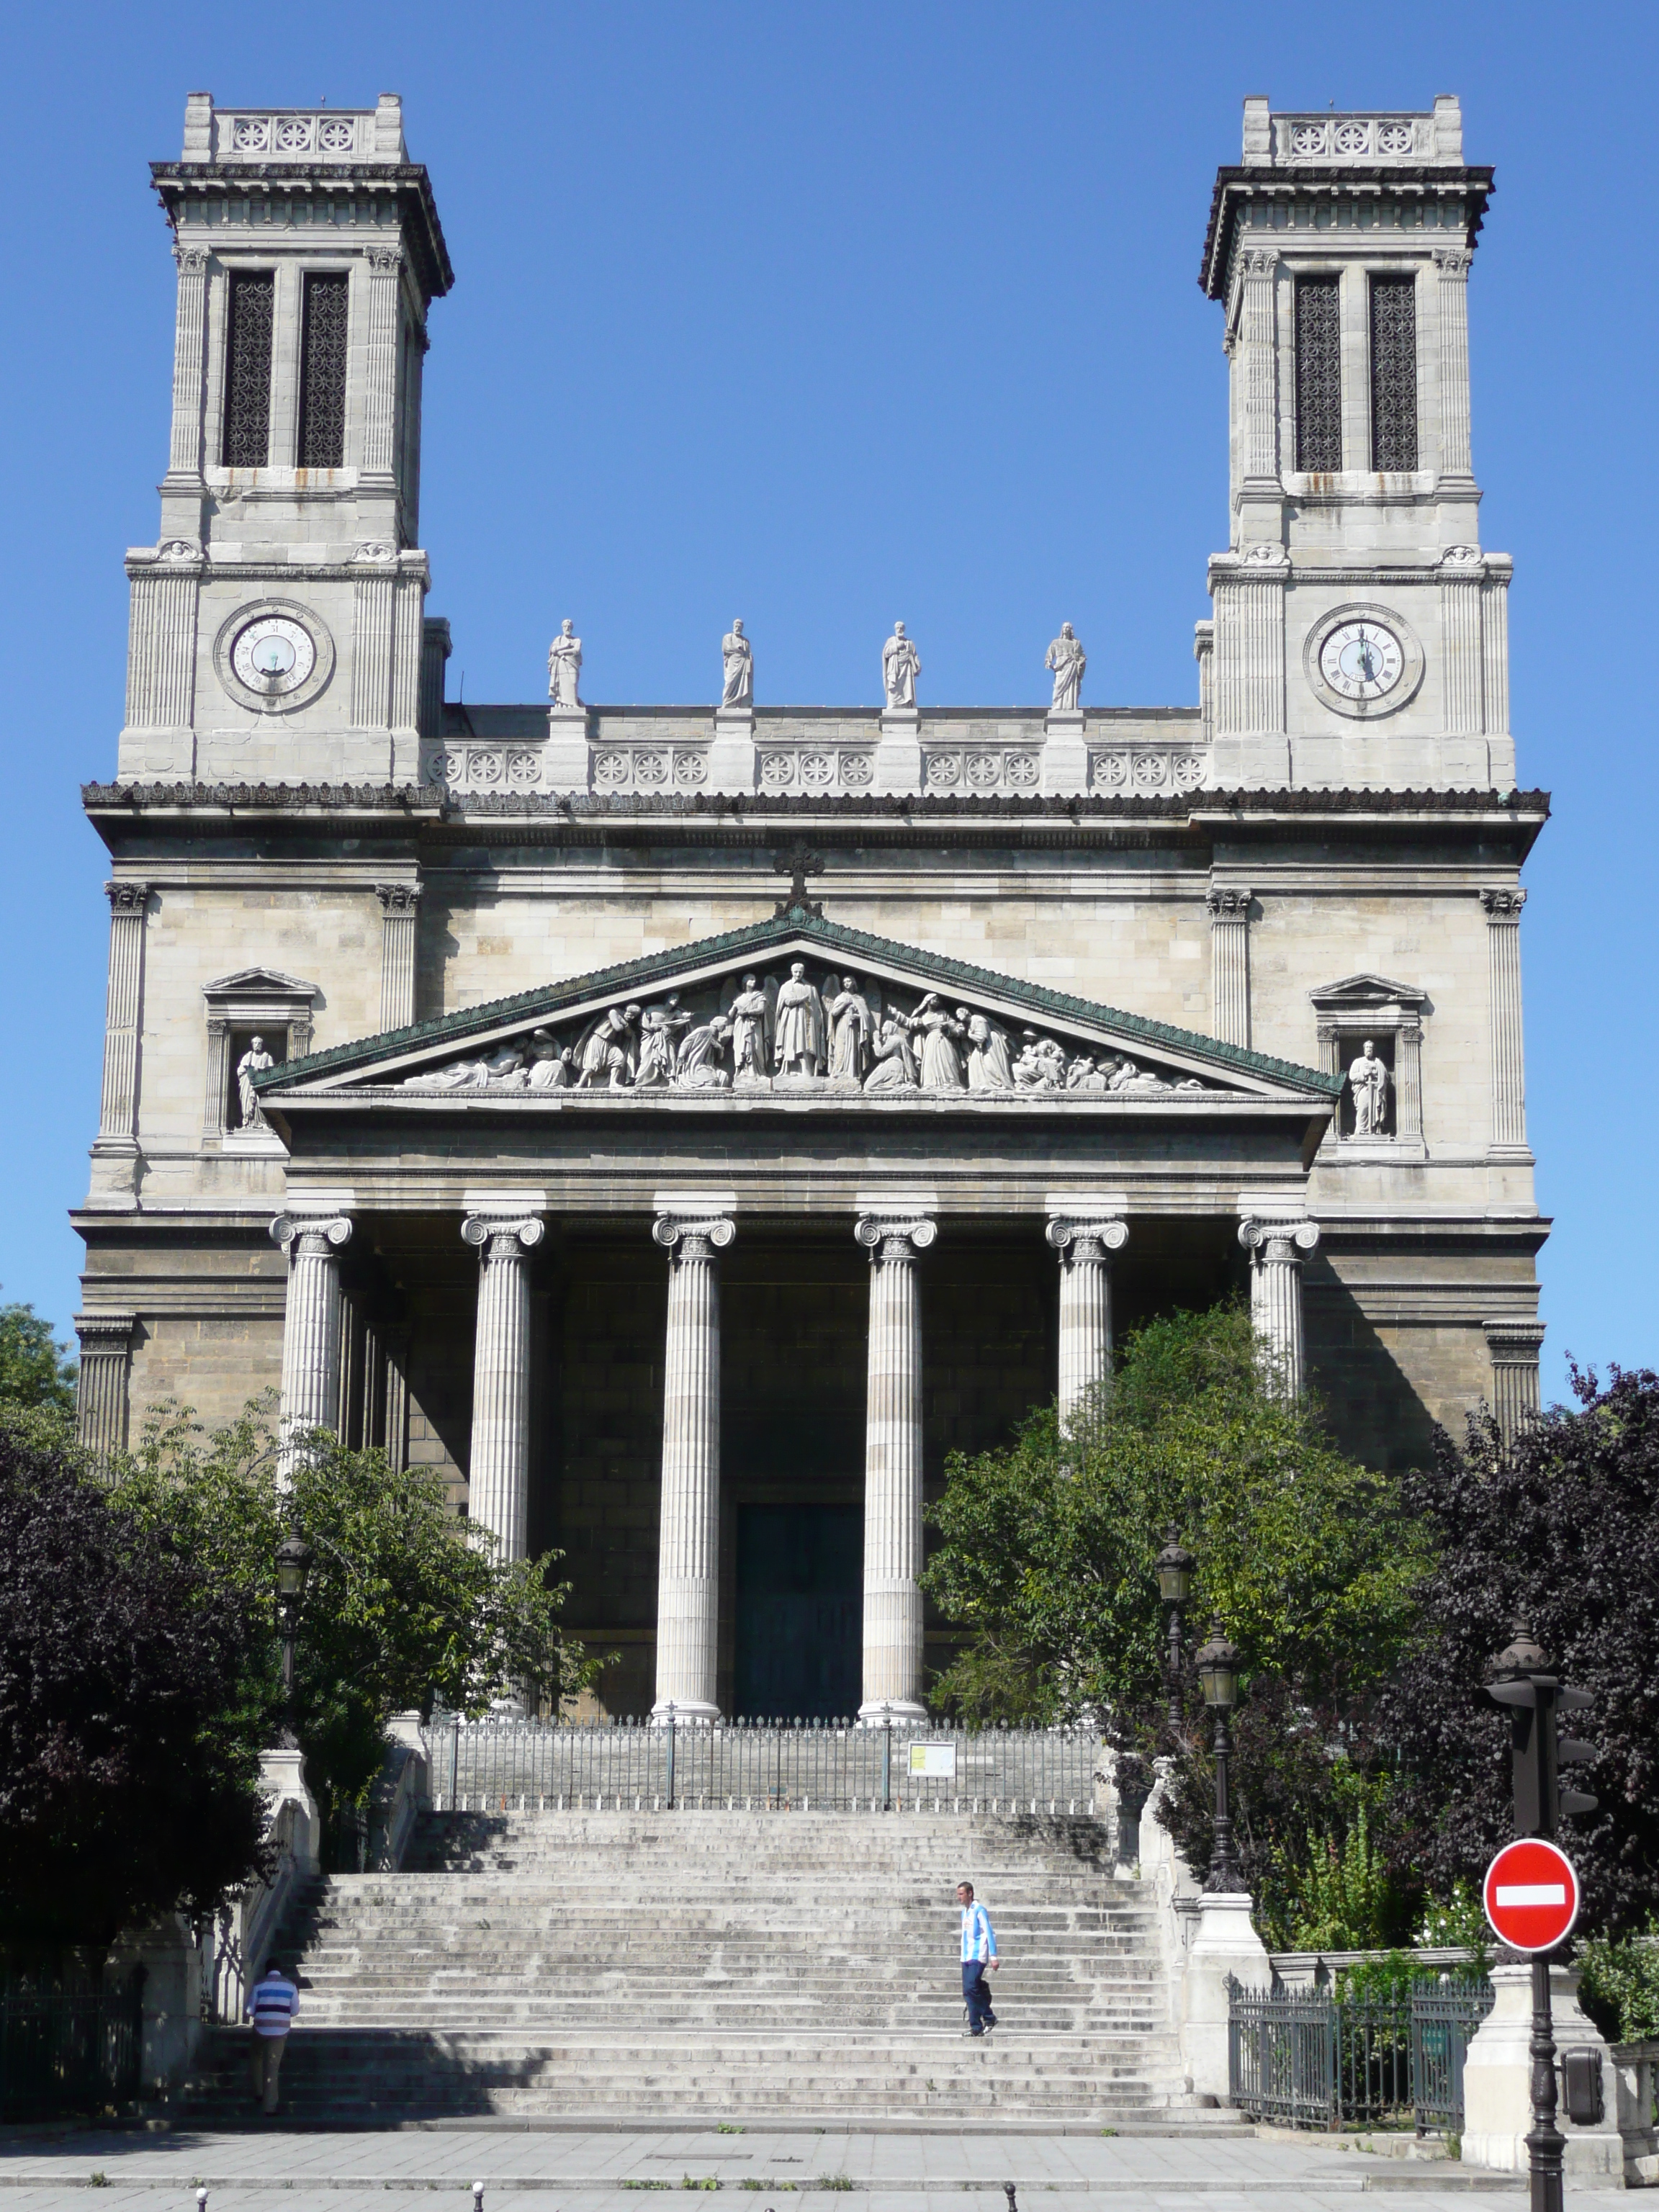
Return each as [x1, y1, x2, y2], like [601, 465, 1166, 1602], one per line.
[1, 1, 1654, 1407]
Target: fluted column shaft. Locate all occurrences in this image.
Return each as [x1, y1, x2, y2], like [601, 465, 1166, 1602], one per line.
[1482, 887, 1529, 1154]
[167, 246, 209, 480]
[462, 1214, 544, 1562]
[376, 882, 421, 1030]
[651, 1214, 734, 1723]
[1046, 1216, 1129, 1426]
[1435, 248, 1475, 480]
[362, 248, 402, 479]
[97, 880, 150, 1143]
[75, 1312, 136, 1463]
[1485, 1320, 1545, 1447]
[1241, 249, 1280, 487]
[270, 1214, 354, 1480]
[1205, 886, 1252, 1048]
[855, 1215, 935, 1722]
[1238, 1218, 1319, 1399]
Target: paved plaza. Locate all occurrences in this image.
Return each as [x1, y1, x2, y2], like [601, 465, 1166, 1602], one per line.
[0, 2127, 1631, 2212]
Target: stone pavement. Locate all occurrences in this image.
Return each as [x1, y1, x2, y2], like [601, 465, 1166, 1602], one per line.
[0, 2127, 1627, 2212]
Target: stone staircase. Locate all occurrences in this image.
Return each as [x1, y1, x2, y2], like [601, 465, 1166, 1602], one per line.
[186, 1809, 1221, 2126]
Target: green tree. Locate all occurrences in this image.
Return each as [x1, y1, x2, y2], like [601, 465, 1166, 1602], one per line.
[107, 1399, 601, 1833]
[0, 1299, 76, 1416]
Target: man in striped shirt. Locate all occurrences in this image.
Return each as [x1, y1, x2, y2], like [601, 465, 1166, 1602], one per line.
[246, 1959, 300, 2113]
[956, 1881, 999, 2038]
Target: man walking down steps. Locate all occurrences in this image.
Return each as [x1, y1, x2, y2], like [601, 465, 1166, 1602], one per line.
[246, 1957, 300, 2114]
[957, 1880, 999, 2038]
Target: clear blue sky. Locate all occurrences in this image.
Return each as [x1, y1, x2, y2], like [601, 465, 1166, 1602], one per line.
[1, 1, 1653, 1409]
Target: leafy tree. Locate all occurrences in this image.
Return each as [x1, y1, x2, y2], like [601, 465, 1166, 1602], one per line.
[1379, 1362, 1659, 1941]
[0, 1425, 267, 1949]
[0, 1298, 76, 1415]
[108, 1399, 600, 1830]
[922, 1304, 1430, 1945]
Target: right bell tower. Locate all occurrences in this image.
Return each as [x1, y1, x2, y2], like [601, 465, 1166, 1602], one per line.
[1199, 96, 1510, 791]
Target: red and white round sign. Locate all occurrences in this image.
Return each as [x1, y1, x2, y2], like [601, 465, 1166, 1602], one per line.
[1483, 1838, 1581, 1953]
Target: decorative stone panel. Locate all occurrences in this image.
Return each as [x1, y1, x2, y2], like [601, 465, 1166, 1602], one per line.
[758, 747, 877, 796]
[1089, 747, 1208, 796]
[594, 747, 711, 796]
[921, 749, 1040, 796]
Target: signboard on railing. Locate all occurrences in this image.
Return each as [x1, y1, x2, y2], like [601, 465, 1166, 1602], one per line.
[909, 1743, 958, 1778]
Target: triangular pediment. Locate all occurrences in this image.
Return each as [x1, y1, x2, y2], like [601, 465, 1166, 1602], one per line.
[1308, 971, 1427, 1013]
[258, 912, 1339, 1110]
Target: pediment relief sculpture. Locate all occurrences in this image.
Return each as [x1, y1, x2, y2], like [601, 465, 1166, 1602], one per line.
[392, 961, 1216, 1103]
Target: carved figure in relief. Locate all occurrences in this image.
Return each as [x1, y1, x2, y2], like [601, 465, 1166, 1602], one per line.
[636, 994, 693, 1089]
[882, 621, 920, 709]
[826, 975, 873, 1082]
[548, 619, 583, 709]
[236, 1035, 276, 1127]
[1348, 1038, 1389, 1135]
[912, 995, 967, 1090]
[1066, 1054, 1112, 1093]
[863, 1011, 920, 1092]
[526, 1031, 572, 1089]
[1046, 624, 1086, 714]
[575, 1003, 640, 1089]
[675, 1014, 734, 1089]
[774, 963, 827, 1077]
[1013, 1035, 1067, 1092]
[721, 619, 753, 708]
[727, 974, 773, 1084]
[965, 1012, 1013, 1092]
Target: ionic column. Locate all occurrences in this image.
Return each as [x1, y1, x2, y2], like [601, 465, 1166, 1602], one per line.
[1434, 248, 1475, 482]
[1482, 888, 1529, 1156]
[1046, 1215, 1129, 1425]
[855, 1214, 935, 1722]
[166, 246, 210, 482]
[1206, 886, 1253, 1048]
[650, 1213, 735, 1724]
[1237, 1217, 1319, 1398]
[461, 1214, 545, 1563]
[1484, 1321, 1546, 1447]
[269, 1213, 354, 1480]
[375, 882, 421, 1030]
[74, 1311, 136, 1464]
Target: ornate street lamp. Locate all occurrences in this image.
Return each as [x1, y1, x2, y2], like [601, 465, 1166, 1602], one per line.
[1195, 1617, 1244, 1892]
[274, 1530, 313, 1750]
[1154, 1527, 1195, 1737]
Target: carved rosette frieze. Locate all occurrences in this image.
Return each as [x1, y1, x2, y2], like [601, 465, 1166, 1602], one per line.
[855, 1215, 935, 1722]
[651, 1213, 735, 1724]
[1237, 1217, 1318, 1400]
[270, 1213, 354, 1480]
[460, 1214, 544, 1562]
[1089, 747, 1206, 795]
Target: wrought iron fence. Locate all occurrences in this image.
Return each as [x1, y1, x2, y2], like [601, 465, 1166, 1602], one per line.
[426, 1717, 1101, 1815]
[1228, 1974, 1493, 2132]
[0, 1975, 145, 2121]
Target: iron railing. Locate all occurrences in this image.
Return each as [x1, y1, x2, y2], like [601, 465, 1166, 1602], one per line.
[1228, 1974, 1493, 2132]
[0, 1976, 145, 2121]
[426, 1717, 1101, 1815]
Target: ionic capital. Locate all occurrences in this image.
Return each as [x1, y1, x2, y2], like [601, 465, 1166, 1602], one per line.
[652, 1213, 735, 1262]
[1480, 886, 1527, 923]
[1238, 1216, 1319, 1262]
[105, 879, 151, 914]
[462, 1213, 545, 1261]
[855, 1215, 937, 1262]
[1046, 1215, 1129, 1262]
[271, 1213, 353, 1256]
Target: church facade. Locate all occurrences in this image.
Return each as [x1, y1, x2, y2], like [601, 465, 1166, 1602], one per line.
[74, 93, 1547, 1721]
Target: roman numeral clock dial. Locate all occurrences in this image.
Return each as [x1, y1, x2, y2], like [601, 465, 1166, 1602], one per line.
[1318, 619, 1404, 704]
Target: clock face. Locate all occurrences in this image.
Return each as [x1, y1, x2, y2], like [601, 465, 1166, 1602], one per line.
[231, 615, 316, 698]
[1318, 619, 1405, 703]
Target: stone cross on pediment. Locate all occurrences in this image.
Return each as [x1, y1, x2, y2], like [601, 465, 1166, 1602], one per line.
[773, 841, 825, 922]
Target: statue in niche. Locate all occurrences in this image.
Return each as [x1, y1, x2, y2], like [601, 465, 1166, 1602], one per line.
[1046, 624, 1086, 714]
[774, 962, 827, 1077]
[721, 619, 753, 708]
[675, 1014, 734, 1089]
[882, 621, 920, 709]
[236, 1035, 276, 1127]
[575, 1003, 640, 1088]
[825, 975, 873, 1083]
[727, 974, 773, 1084]
[912, 994, 967, 1090]
[1349, 1038, 1390, 1135]
[548, 619, 583, 709]
[636, 994, 693, 1089]
[1013, 1035, 1067, 1092]
[864, 1010, 920, 1092]
[966, 1012, 1013, 1092]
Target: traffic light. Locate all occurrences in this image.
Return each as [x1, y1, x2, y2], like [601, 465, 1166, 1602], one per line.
[1485, 1619, 1598, 1839]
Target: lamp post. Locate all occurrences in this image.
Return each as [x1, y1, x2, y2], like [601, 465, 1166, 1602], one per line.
[274, 1530, 313, 1750]
[1154, 1527, 1195, 1737]
[1195, 1617, 1243, 1892]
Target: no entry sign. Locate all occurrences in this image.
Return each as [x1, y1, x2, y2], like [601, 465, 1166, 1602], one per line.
[1483, 1837, 1581, 1952]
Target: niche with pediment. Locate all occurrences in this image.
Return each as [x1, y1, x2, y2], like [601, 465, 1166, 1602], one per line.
[1308, 974, 1428, 1151]
[203, 967, 319, 1142]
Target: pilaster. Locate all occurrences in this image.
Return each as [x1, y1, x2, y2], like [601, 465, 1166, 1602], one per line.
[91, 880, 150, 1199]
[1238, 248, 1280, 498]
[1439, 547, 1485, 735]
[164, 246, 210, 487]
[650, 1213, 735, 1725]
[1484, 1321, 1546, 1444]
[460, 1213, 545, 1563]
[351, 549, 397, 733]
[1208, 549, 1288, 784]
[361, 246, 403, 482]
[74, 1311, 137, 1462]
[375, 883, 421, 1031]
[420, 617, 451, 742]
[1434, 248, 1475, 485]
[1481, 887, 1530, 1159]
[854, 1214, 935, 1722]
[1205, 886, 1252, 1048]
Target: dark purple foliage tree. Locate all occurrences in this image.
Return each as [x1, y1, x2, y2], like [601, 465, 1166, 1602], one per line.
[0, 1429, 268, 1951]
[1381, 1364, 1659, 1938]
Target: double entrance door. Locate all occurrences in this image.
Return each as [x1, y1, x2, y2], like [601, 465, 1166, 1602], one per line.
[733, 1502, 861, 1721]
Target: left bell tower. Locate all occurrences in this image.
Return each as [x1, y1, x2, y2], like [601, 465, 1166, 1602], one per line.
[123, 92, 454, 785]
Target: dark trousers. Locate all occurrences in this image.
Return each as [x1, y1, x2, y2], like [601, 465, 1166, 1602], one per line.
[962, 1959, 996, 2031]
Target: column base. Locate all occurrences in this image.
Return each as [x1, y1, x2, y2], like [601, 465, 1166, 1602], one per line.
[855, 1699, 929, 1726]
[649, 1698, 721, 1728]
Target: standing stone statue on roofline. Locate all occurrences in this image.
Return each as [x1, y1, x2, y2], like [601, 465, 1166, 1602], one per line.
[883, 621, 920, 709]
[1046, 623, 1086, 713]
[548, 619, 583, 709]
[721, 619, 753, 708]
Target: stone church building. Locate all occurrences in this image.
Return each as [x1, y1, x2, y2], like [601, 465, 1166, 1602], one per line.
[74, 92, 1546, 1722]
